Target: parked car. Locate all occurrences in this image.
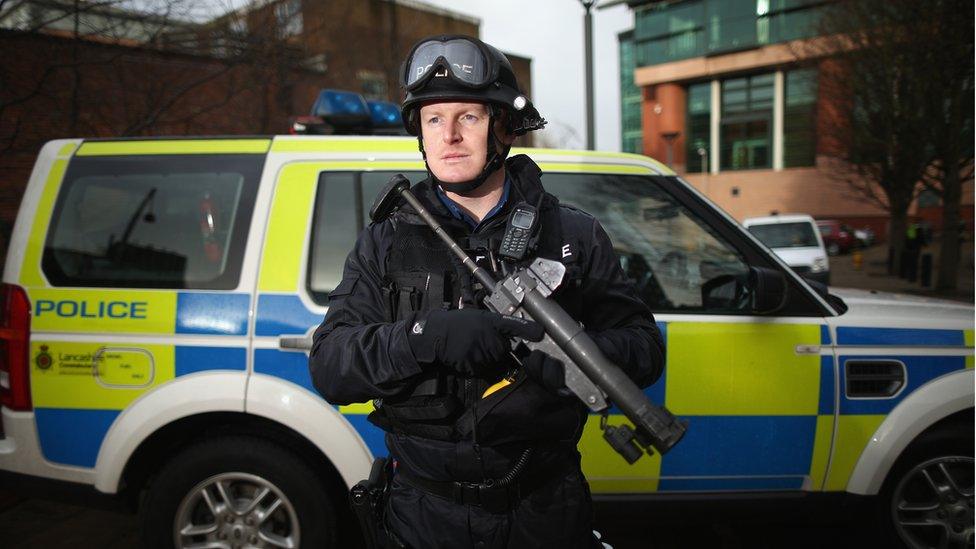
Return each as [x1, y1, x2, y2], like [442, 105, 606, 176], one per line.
[743, 214, 830, 285]
[0, 130, 971, 549]
[854, 226, 876, 248]
[817, 219, 856, 255]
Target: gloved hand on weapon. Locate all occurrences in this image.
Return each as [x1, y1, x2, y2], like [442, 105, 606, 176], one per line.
[521, 350, 573, 398]
[408, 309, 544, 376]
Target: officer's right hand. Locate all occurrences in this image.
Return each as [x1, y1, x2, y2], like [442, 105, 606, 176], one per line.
[407, 309, 544, 376]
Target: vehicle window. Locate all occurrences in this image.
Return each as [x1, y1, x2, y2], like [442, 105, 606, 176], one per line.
[747, 222, 818, 248]
[818, 224, 831, 236]
[43, 154, 262, 289]
[545, 173, 750, 312]
[307, 171, 425, 304]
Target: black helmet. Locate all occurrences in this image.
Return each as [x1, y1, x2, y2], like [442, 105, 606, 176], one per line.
[400, 35, 546, 137]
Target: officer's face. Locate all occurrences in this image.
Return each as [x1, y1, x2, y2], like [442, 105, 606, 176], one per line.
[419, 101, 512, 185]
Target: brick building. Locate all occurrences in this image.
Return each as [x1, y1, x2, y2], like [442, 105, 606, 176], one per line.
[0, 0, 534, 257]
[616, 0, 973, 239]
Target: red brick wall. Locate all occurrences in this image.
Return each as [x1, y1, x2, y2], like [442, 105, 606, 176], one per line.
[0, 30, 334, 261]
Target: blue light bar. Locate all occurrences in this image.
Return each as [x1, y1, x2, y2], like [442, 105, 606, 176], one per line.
[311, 89, 370, 121]
[367, 100, 402, 128]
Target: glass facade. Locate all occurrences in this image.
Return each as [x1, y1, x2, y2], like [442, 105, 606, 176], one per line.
[635, 0, 826, 66]
[686, 82, 711, 173]
[720, 73, 773, 170]
[685, 68, 818, 173]
[784, 68, 817, 167]
[619, 31, 643, 154]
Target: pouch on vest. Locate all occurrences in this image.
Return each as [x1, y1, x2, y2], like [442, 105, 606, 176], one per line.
[454, 370, 585, 447]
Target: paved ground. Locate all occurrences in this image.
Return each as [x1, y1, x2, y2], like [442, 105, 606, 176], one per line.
[1, 239, 971, 547]
[829, 238, 974, 303]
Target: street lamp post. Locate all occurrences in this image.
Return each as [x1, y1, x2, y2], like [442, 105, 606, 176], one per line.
[580, 0, 595, 150]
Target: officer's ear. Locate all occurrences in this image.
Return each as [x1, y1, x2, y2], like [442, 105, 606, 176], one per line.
[492, 109, 517, 146]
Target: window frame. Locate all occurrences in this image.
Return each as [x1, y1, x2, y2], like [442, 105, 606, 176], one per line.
[649, 175, 832, 317]
[41, 153, 264, 290]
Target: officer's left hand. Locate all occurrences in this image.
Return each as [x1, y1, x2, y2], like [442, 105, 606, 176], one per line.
[522, 350, 573, 398]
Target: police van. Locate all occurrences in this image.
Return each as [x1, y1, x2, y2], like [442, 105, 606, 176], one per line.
[0, 132, 972, 548]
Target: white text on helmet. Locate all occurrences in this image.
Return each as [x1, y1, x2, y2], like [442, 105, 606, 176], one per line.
[416, 63, 475, 79]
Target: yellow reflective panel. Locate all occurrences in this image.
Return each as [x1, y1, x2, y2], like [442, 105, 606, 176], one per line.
[271, 138, 417, 154]
[76, 139, 271, 156]
[965, 330, 973, 369]
[29, 289, 177, 334]
[823, 414, 885, 491]
[808, 415, 836, 491]
[665, 322, 821, 415]
[580, 414, 661, 494]
[535, 163, 652, 175]
[30, 341, 175, 410]
[57, 142, 79, 157]
[20, 159, 68, 288]
[340, 402, 375, 414]
[258, 164, 318, 292]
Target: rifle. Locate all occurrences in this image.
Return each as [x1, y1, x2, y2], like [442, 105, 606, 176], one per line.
[371, 175, 688, 462]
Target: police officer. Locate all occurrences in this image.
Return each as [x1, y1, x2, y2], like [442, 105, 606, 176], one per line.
[309, 35, 664, 548]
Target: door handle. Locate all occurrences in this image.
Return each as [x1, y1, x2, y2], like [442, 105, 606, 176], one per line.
[279, 335, 313, 351]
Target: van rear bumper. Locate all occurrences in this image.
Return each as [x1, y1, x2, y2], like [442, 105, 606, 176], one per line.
[0, 407, 96, 486]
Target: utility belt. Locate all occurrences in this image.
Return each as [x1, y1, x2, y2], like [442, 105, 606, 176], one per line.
[394, 447, 535, 515]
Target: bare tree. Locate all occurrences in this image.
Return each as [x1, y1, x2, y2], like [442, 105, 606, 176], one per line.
[0, 0, 318, 150]
[914, 0, 974, 291]
[810, 0, 972, 278]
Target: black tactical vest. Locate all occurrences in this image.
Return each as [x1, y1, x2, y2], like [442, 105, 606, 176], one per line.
[366, 185, 587, 445]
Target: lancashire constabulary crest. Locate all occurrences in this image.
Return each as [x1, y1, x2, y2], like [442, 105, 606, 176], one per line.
[35, 345, 53, 370]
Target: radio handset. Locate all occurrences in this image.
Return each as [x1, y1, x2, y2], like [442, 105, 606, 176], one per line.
[498, 203, 538, 262]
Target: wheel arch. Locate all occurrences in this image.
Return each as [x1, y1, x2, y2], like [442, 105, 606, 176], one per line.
[116, 411, 351, 516]
[847, 368, 974, 495]
[93, 371, 248, 495]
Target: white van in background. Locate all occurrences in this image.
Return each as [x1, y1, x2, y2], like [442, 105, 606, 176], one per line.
[743, 214, 830, 285]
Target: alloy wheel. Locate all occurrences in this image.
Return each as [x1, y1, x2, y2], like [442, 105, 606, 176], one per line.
[892, 456, 974, 549]
[173, 471, 300, 549]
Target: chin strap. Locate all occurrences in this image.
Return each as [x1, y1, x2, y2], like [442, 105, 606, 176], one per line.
[418, 108, 511, 197]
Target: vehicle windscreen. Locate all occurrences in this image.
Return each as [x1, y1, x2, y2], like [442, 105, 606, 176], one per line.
[747, 222, 819, 248]
[544, 172, 750, 312]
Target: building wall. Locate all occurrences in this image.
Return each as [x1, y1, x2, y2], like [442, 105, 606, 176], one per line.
[296, 0, 479, 104]
[631, 41, 973, 239]
[641, 82, 686, 171]
[0, 1, 515, 259]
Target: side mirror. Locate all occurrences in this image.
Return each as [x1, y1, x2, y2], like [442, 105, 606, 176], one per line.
[748, 266, 787, 314]
[701, 266, 787, 314]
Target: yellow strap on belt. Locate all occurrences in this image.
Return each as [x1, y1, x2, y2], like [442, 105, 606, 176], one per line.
[482, 378, 513, 398]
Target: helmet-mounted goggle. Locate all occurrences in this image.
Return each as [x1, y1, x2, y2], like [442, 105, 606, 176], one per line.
[402, 36, 498, 91]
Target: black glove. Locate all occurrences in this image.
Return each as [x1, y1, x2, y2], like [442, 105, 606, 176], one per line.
[522, 350, 573, 398]
[407, 309, 544, 376]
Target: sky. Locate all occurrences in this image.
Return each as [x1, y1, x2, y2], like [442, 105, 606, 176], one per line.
[413, 0, 635, 151]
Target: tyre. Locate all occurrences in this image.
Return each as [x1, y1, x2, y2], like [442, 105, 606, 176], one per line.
[140, 436, 337, 549]
[880, 440, 974, 549]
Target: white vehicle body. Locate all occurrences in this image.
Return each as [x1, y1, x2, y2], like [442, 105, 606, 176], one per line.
[744, 214, 830, 285]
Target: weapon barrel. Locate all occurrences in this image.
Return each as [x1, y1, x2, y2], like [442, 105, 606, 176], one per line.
[521, 291, 685, 454]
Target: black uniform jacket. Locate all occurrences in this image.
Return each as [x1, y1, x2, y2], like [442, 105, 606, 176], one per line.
[309, 155, 664, 482]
